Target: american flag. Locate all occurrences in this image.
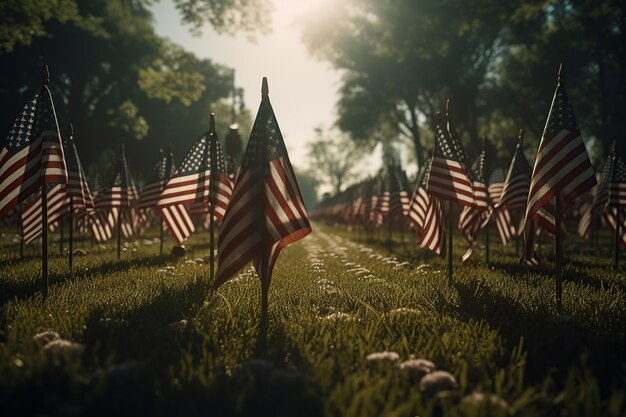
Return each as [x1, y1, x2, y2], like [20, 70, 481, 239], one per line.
[214, 78, 311, 289]
[157, 118, 232, 244]
[377, 161, 410, 222]
[0, 84, 67, 218]
[425, 113, 474, 207]
[408, 162, 430, 232]
[21, 184, 70, 244]
[523, 70, 596, 264]
[487, 168, 515, 245]
[459, 147, 489, 263]
[497, 134, 531, 214]
[63, 128, 93, 208]
[94, 146, 132, 210]
[417, 152, 445, 255]
[603, 206, 626, 248]
[608, 142, 626, 207]
[138, 148, 175, 209]
[369, 176, 384, 228]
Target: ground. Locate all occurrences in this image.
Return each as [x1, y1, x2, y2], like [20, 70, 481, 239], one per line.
[0, 224, 625, 416]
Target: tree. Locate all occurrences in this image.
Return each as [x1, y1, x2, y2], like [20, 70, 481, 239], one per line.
[306, 127, 365, 194]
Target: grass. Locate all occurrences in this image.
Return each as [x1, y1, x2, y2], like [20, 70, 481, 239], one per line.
[0, 223, 625, 416]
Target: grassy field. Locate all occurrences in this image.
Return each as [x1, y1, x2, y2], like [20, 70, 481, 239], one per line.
[0, 224, 625, 416]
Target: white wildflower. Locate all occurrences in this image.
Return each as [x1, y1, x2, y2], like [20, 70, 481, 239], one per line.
[461, 392, 510, 415]
[419, 370, 458, 393]
[44, 339, 84, 353]
[399, 359, 436, 378]
[366, 351, 400, 363]
[33, 330, 60, 344]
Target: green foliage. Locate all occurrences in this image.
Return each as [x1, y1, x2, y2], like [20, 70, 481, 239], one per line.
[173, 0, 273, 39]
[107, 100, 149, 140]
[0, 224, 624, 416]
[0, 0, 81, 54]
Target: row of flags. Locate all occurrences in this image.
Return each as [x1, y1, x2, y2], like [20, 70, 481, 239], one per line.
[312, 66, 624, 267]
[1, 70, 311, 293]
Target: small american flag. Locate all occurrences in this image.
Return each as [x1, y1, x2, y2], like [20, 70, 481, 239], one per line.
[408, 162, 430, 232]
[487, 168, 515, 245]
[157, 118, 232, 244]
[523, 69, 596, 264]
[21, 184, 70, 244]
[378, 161, 410, 222]
[94, 146, 132, 210]
[139, 148, 176, 209]
[0, 83, 67, 218]
[63, 128, 93, 208]
[608, 141, 626, 207]
[425, 113, 474, 207]
[459, 147, 489, 263]
[497, 135, 531, 213]
[214, 78, 311, 289]
[416, 152, 445, 255]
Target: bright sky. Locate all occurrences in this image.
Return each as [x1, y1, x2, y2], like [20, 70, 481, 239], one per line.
[151, 0, 341, 170]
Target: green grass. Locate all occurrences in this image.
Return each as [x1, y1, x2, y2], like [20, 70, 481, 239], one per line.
[0, 224, 625, 416]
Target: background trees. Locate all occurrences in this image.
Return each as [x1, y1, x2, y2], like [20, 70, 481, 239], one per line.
[303, 0, 626, 174]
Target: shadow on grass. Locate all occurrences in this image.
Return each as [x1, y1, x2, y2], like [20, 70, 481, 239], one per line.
[452, 279, 626, 394]
[0, 255, 174, 307]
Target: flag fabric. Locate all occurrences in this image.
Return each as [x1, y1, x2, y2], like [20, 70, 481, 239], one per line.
[408, 163, 430, 232]
[522, 71, 596, 264]
[94, 147, 132, 210]
[157, 124, 231, 244]
[63, 130, 93, 208]
[0, 84, 67, 218]
[416, 155, 445, 255]
[21, 184, 70, 244]
[425, 114, 474, 207]
[378, 162, 410, 223]
[603, 206, 626, 248]
[138, 149, 175, 209]
[487, 168, 515, 245]
[497, 136, 531, 219]
[459, 147, 489, 263]
[214, 78, 311, 290]
[608, 142, 626, 208]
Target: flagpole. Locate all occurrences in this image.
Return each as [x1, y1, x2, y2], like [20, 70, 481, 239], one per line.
[447, 200, 453, 284]
[159, 218, 164, 255]
[208, 113, 217, 285]
[258, 78, 270, 349]
[19, 203, 24, 259]
[117, 209, 122, 260]
[614, 208, 620, 269]
[555, 192, 563, 312]
[69, 196, 73, 271]
[59, 214, 64, 255]
[40, 65, 50, 298]
[485, 218, 490, 264]
[42, 183, 49, 297]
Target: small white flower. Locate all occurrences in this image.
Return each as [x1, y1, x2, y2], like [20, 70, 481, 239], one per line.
[366, 351, 400, 363]
[461, 392, 510, 414]
[44, 339, 84, 353]
[399, 359, 436, 378]
[33, 330, 60, 344]
[419, 370, 458, 393]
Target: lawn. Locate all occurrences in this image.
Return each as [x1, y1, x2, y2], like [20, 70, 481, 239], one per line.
[0, 224, 625, 416]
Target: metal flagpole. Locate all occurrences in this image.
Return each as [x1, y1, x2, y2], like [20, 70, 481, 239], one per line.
[117, 208, 122, 260]
[485, 219, 490, 264]
[42, 184, 49, 297]
[447, 200, 453, 284]
[209, 114, 217, 285]
[614, 208, 620, 269]
[19, 203, 24, 259]
[68, 196, 73, 271]
[258, 78, 270, 349]
[159, 218, 164, 256]
[555, 192, 563, 312]
[59, 214, 64, 255]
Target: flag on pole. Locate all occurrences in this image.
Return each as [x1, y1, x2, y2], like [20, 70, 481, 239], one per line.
[459, 145, 489, 263]
[21, 184, 70, 244]
[487, 168, 515, 245]
[608, 143, 626, 208]
[63, 129, 93, 208]
[138, 149, 175, 209]
[408, 162, 430, 232]
[417, 155, 445, 255]
[214, 78, 311, 289]
[522, 68, 596, 264]
[425, 114, 474, 207]
[157, 128, 231, 244]
[497, 134, 531, 219]
[0, 84, 67, 218]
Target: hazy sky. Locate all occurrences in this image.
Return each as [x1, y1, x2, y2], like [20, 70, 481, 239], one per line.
[151, 0, 341, 170]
